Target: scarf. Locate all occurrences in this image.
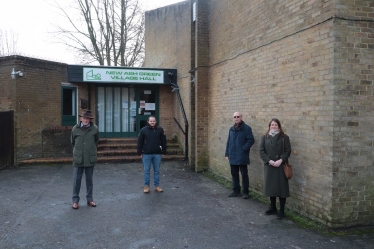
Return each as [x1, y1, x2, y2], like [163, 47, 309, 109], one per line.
[80, 122, 91, 129]
[234, 121, 242, 129]
[269, 129, 279, 137]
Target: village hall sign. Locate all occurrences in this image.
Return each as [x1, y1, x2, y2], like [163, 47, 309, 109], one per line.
[67, 65, 177, 84]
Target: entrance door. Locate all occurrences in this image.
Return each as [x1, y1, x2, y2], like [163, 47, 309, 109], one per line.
[97, 86, 158, 137]
[0, 111, 14, 167]
[61, 86, 77, 126]
[137, 88, 158, 131]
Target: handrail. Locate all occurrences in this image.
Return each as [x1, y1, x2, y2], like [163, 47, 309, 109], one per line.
[173, 117, 185, 135]
[169, 72, 188, 161]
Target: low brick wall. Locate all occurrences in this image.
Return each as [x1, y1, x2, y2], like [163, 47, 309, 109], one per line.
[42, 127, 73, 158]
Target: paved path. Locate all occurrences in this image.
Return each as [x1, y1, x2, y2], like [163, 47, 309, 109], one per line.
[0, 161, 373, 249]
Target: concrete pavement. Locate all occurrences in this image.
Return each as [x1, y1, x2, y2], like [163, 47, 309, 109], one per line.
[0, 161, 373, 249]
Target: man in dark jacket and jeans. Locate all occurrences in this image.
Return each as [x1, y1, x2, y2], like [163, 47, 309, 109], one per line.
[225, 112, 255, 199]
[137, 116, 167, 193]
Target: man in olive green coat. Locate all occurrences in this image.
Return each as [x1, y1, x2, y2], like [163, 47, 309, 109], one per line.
[71, 110, 99, 209]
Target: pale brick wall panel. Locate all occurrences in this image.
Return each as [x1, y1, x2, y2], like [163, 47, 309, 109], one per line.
[144, 0, 374, 227]
[332, 0, 374, 225]
[144, 1, 193, 155]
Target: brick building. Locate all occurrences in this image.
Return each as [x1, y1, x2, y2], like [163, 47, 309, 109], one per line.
[143, 0, 374, 227]
[0, 55, 177, 165]
[0, 57, 69, 163]
[0, 0, 372, 228]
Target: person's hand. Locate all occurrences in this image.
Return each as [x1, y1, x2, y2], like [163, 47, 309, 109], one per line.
[225, 156, 229, 160]
[273, 159, 283, 167]
[269, 160, 275, 166]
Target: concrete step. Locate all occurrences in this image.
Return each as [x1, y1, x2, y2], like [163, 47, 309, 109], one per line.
[97, 137, 183, 155]
[97, 143, 180, 150]
[98, 148, 184, 156]
[99, 137, 177, 144]
[99, 138, 137, 145]
[19, 154, 186, 165]
[18, 137, 185, 165]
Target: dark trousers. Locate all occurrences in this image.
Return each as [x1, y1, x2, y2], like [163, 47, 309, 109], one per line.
[72, 166, 94, 203]
[230, 164, 249, 194]
[270, 197, 287, 208]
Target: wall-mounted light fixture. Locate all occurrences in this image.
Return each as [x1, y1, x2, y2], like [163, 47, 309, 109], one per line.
[11, 68, 23, 79]
[190, 75, 196, 87]
[189, 68, 197, 86]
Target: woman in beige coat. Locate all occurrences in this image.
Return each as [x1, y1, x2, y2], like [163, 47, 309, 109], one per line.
[259, 118, 291, 219]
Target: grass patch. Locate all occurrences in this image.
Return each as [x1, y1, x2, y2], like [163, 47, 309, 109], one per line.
[200, 170, 374, 236]
[201, 170, 231, 189]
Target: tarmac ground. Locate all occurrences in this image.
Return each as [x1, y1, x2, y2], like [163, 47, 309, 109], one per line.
[0, 161, 373, 249]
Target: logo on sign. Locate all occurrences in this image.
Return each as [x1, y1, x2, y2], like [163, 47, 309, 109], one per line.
[86, 70, 101, 80]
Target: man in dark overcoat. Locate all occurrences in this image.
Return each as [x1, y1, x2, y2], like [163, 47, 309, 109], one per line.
[71, 110, 99, 209]
[225, 112, 255, 199]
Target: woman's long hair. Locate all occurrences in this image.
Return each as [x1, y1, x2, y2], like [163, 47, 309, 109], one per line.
[265, 118, 285, 138]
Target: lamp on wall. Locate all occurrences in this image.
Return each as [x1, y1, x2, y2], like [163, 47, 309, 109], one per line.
[11, 68, 23, 79]
[189, 68, 197, 86]
[191, 75, 195, 83]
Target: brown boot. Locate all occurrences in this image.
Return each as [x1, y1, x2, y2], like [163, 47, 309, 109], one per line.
[154, 186, 163, 192]
[144, 185, 150, 193]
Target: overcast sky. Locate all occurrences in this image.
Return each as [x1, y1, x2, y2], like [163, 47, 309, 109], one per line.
[0, 0, 185, 64]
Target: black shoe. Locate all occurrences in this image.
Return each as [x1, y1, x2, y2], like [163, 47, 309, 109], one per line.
[228, 192, 241, 197]
[277, 208, 284, 219]
[242, 193, 249, 199]
[265, 206, 277, 215]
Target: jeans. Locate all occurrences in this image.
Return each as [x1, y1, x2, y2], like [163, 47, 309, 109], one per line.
[142, 154, 162, 187]
[72, 166, 94, 203]
[230, 164, 249, 194]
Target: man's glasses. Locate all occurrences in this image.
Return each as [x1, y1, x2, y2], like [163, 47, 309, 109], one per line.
[233, 116, 241, 118]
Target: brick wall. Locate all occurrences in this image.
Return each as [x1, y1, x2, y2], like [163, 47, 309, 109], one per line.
[144, 0, 374, 227]
[194, 0, 210, 172]
[144, 1, 193, 165]
[0, 63, 15, 112]
[75, 83, 97, 118]
[159, 84, 175, 137]
[42, 127, 73, 158]
[331, 0, 374, 227]
[208, 0, 337, 226]
[0, 56, 68, 164]
[207, 0, 374, 227]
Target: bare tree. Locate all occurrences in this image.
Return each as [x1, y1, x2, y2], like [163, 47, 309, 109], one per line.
[0, 29, 19, 56]
[53, 0, 144, 66]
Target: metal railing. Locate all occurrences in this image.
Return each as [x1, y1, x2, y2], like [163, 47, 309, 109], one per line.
[169, 72, 188, 161]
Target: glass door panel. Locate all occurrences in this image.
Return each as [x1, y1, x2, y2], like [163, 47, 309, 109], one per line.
[121, 88, 129, 132]
[97, 86, 138, 137]
[113, 87, 121, 134]
[96, 86, 158, 137]
[137, 88, 157, 132]
[129, 88, 136, 133]
[97, 87, 105, 133]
